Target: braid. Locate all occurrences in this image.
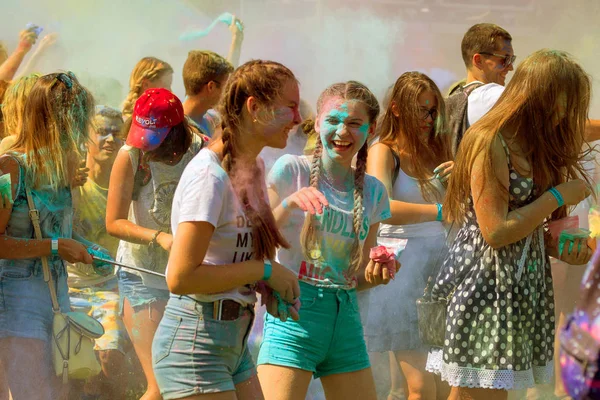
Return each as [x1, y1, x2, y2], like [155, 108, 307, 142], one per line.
[221, 124, 235, 173]
[122, 58, 173, 119]
[308, 137, 323, 188]
[305, 80, 379, 277]
[217, 59, 295, 260]
[122, 83, 142, 119]
[349, 141, 368, 274]
[300, 136, 323, 262]
[223, 122, 290, 259]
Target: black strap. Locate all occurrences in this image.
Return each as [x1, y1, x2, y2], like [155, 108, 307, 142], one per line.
[390, 147, 401, 186]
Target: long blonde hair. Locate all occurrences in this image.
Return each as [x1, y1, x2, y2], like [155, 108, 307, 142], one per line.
[378, 72, 451, 202]
[217, 60, 295, 260]
[445, 49, 592, 223]
[11, 72, 94, 190]
[300, 81, 380, 275]
[2, 74, 41, 138]
[122, 57, 173, 119]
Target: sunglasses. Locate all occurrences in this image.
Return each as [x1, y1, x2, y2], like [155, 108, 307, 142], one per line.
[51, 71, 76, 89]
[419, 108, 438, 121]
[479, 52, 517, 68]
[95, 127, 123, 140]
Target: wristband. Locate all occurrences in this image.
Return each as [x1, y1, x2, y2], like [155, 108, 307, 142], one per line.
[548, 187, 565, 208]
[263, 259, 272, 281]
[435, 203, 443, 222]
[51, 239, 59, 255]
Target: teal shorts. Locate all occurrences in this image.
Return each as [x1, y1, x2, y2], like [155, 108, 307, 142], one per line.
[257, 281, 370, 378]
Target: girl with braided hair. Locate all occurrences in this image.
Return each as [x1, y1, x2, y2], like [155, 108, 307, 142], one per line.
[122, 57, 173, 120]
[257, 81, 397, 400]
[152, 60, 301, 400]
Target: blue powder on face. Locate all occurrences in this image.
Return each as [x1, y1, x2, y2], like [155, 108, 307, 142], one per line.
[320, 102, 370, 145]
[321, 105, 350, 136]
[358, 123, 369, 136]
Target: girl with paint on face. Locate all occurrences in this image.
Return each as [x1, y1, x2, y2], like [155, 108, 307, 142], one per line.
[257, 81, 396, 400]
[363, 71, 453, 400]
[0, 72, 105, 400]
[153, 60, 301, 400]
[121, 57, 174, 120]
[106, 88, 204, 400]
[427, 50, 594, 400]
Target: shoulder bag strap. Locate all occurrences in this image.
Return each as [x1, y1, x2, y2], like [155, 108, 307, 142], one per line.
[25, 187, 60, 312]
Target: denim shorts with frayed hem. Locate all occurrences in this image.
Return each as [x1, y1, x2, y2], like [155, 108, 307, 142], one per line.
[117, 270, 169, 315]
[257, 281, 371, 378]
[152, 295, 256, 399]
[0, 263, 71, 342]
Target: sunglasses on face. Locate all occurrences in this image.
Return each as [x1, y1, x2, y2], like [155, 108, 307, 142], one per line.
[479, 52, 517, 68]
[95, 127, 123, 140]
[419, 107, 438, 121]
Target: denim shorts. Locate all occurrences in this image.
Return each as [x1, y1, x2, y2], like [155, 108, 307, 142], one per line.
[117, 270, 170, 314]
[258, 281, 370, 378]
[0, 262, 71, 341]
[153, 295, 256, 399]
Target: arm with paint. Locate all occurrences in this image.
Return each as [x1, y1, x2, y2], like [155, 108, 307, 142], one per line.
[0, 157, 92, 263]
[166, 221, 296, 303]
[105, 149, 172, 250]
[472, 136, 590, 250]
[267, 155, 329, 225]
[367, 143, 441, 225]
[269, 186, 329, 226]
[226, 15, 244, 68]
[16, 33, 58, 78]
[0, 28, 38, 81]
[166, 166, 300, 303]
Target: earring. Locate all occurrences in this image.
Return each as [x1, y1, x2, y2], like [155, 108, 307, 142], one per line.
[253, 119, 257, 123]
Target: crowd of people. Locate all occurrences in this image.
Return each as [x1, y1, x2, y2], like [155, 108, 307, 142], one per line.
[0, 17, 599, 400]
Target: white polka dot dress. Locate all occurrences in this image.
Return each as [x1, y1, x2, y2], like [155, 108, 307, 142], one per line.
[426, 137, 555, 390]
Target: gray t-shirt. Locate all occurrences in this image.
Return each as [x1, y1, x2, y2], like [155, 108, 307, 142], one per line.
[267, 154, 391, 290]
[116, 137, 202, 289]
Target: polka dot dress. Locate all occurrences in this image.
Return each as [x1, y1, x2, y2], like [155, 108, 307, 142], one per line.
[426, 137, 555, 390]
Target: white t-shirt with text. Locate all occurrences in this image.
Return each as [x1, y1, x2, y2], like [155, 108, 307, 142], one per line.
[167, 148, 257, 306]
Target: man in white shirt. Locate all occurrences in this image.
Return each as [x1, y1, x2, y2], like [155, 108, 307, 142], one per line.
[447, 23, 516, 152]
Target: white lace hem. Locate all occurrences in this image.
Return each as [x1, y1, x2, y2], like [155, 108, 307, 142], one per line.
[426, 347, 444, 374]
[426, 351, 553, 390]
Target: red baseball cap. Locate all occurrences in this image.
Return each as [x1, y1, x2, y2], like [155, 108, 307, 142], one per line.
[126, 88, 185, 151]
